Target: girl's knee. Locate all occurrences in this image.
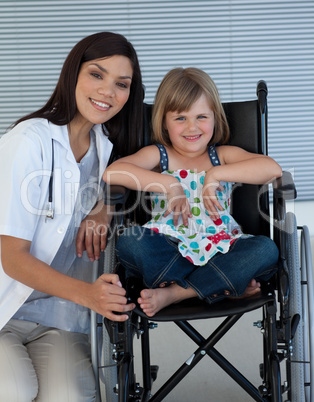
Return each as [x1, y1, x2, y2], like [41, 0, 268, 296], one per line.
[116, 226, 150, 254]
[117, 226, 139, 247]
[249, 236, 279, 280]
[255, 235, 279, 263]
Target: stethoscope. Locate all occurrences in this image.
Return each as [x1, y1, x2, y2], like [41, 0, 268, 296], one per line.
[46, 139, 54, 219]
[44, 138, 116, 221]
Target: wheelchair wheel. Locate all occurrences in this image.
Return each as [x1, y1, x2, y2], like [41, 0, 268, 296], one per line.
[261, 301, 282, 402]
[99, 234, 119, 402]
[99, 324, 118, 402]
[300, 224, 314, 401]
[270, 352, 281, 402]
[116, 315, 141, 402]
[285, 212, 305, 402]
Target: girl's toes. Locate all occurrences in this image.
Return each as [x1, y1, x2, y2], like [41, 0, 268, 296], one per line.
[140, 289, 153, 300]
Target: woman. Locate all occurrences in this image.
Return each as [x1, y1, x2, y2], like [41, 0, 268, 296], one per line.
[0, 31, 142, 401]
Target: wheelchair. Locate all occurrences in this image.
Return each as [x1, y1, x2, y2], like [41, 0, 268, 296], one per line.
[91, 81, 314, 401]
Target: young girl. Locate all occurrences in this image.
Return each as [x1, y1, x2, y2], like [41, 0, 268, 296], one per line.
[103, 67, 282, 318]
[0, 32, 142, 401]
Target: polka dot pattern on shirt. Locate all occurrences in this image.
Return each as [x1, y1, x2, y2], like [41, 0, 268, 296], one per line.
[143, 144, 246, 266]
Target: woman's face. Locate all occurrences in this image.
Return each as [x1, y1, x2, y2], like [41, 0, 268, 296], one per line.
[75, 55, 133, 127]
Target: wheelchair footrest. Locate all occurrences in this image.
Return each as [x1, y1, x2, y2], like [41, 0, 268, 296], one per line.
[151, 365, 159, 382]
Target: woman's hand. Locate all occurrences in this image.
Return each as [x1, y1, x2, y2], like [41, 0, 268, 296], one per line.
[76, 201, 114, 261]
[86, 274, 135, 321]
[163, 181, 192, 226]
[1, 236, 134, 321]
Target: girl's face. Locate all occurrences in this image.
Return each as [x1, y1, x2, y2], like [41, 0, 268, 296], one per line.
[164, 93, 215, 156]
[74, 55, 133, 128]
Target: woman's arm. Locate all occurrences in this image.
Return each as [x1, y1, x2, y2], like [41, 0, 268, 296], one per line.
[203, 146, 282, 217]
[1, 235, 135, 321]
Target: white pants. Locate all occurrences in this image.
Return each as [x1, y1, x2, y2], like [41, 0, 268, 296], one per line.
[0, 319, 96, 402]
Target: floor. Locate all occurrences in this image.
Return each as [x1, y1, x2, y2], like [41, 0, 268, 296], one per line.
[133, 311, 267, 401]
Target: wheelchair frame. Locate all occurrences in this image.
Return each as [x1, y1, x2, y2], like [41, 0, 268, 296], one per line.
[90, 81, 314, 402]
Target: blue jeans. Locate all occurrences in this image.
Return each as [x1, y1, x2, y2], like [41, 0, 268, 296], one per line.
[116, 227, 279, 304]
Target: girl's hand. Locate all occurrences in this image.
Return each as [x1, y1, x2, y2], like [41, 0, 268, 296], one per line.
[163, 181, 192, 226]
[76, 202, 114, 261]
[202, 172, 224, 219]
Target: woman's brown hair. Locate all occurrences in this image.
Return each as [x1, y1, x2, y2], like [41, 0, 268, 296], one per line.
[14, 32, 143, 156]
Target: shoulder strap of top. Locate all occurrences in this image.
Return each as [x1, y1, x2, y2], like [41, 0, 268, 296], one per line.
[155, 144, 169, 171]
[208, 144, 221, 166]
[156, 143, 219, 170]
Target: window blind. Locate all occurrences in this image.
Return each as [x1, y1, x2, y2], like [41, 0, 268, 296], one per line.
[1, 0, 313, 200]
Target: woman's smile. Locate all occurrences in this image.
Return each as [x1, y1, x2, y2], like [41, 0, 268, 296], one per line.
[90, 98, 111, 110]
[74, 55, 133, 127]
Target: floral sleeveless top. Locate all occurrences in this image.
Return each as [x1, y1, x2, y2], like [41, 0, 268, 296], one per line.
[143, 144, 246, 266]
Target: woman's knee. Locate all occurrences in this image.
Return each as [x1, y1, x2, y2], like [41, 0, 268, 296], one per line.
[29, 329, 95, 402]
[0, 330, 38, 402]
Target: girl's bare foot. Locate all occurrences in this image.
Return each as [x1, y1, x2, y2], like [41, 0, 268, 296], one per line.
[138, 279, 261, 316]
[231, 279, 261, 300]
[138, 283, 197, 317]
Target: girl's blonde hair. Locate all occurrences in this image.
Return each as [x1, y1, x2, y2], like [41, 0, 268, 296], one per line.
[152, 67, 229, 147]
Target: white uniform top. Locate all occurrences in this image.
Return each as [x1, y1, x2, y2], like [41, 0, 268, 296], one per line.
[0, 118, 113, 330]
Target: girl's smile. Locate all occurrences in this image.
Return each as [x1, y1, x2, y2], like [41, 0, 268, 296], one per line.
[184, 134, 202, 141]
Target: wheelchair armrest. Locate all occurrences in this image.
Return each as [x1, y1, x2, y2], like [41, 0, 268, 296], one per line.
[272, 172, 297, 246]
[104, 184, 129, 206]
[272, 171, 297, 201]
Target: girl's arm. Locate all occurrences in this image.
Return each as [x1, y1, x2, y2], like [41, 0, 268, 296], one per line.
[203, 145, 282, 217]
[215, 145, 282, 183]
[103, 145, 175, 192]
[1, 235, 135, 321]
[103, 145, 191, 225]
